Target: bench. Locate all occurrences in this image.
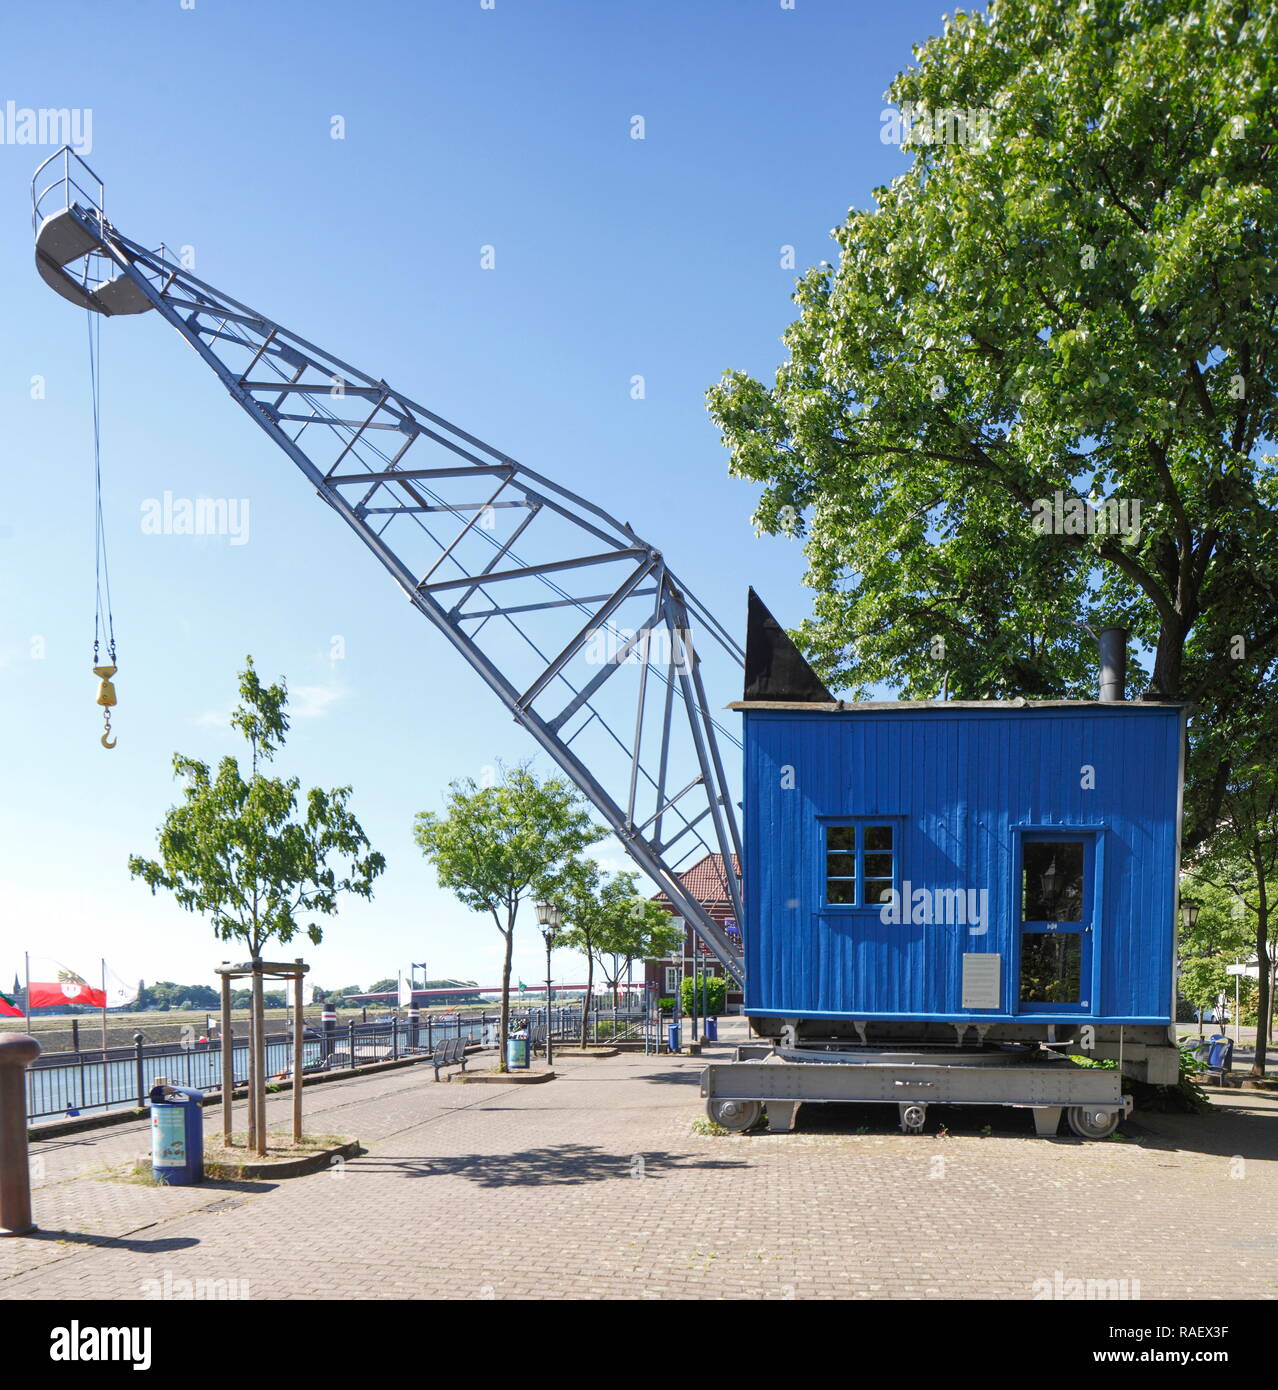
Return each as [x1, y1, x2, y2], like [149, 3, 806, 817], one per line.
[412, 1035, 469, 1081]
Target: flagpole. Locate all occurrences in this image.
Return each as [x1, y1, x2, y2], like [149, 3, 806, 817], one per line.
[101, 957, 108, 1054]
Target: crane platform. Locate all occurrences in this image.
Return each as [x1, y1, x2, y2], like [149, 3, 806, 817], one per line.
[701, 1043, 1132, 1139]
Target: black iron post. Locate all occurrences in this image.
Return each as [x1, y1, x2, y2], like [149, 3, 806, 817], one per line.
[133, 1032, 145, 1109]
[320, 1001, 336, 1065]
[543, 931, 555, 1068]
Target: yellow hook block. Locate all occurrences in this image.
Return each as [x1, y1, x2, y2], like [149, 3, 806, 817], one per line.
[93, 663, 117, 706]
[93, 663, 118, 748]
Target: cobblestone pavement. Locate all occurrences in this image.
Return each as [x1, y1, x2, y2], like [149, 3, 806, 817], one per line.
[4, 1026, 1277, 1300]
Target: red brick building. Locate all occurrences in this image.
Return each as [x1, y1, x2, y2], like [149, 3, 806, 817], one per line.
[644, 853, 744, 1013]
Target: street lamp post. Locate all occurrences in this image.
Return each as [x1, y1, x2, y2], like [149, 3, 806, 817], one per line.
[535, 900, 563, 1068]
[1180, 899, 1201, 1031]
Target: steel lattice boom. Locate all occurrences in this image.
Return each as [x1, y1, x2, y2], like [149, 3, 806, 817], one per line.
[33, 148, 745, 984]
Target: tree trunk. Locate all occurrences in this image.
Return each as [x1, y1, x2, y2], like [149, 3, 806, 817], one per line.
[245, 954, 259, 1154]
[1267, 956, 1276, 1046]
[498, 922, 513, 1073]
[1149, 613, 1188, 699]
[252, 964, 267, 1157]
[1252, 860, 1269, 1079]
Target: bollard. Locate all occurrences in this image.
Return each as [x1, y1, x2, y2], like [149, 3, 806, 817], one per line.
[321, 1002, 336, 1065]
[0, 1033, 41, 1236]
[407, 1004, 419, 1052]
[133, 1032, 146, 1109]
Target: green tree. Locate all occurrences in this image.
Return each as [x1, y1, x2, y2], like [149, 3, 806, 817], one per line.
[1178, 871, 1253, 1024]
[1187, 706, 1278, 1073]
[141, 981, 220, 1011]
[130, 657, 385, 1147]
[708, 0, 1278, 851]
[413, 764, 600, 1070]
[593, 894, 683, 1006]
[557, 864, 662, 1043]
[311, 983, 364, 1005]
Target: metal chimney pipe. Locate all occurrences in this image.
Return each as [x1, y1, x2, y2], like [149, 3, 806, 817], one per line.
[1098, 627, 1127, 702]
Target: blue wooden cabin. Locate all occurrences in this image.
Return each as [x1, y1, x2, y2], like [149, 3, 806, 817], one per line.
[736, 594, 1187, 1047]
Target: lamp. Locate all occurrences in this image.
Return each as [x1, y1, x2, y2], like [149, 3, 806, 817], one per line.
[535, 900, 563, 1066]
[1040, 858, 1062, 902]
[1180, 899, 1200, 930]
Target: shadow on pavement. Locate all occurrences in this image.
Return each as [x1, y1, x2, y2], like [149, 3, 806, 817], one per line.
[1125, 1098, 1278, 1161]
[790, 1102, 1069, 1139]
[349, 1143, 749, 1187]
[21, 1229, 201, 1254]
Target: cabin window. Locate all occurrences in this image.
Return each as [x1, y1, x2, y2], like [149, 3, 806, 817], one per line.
[1021, 840, 1085, 922]
[824, 822, 896, 907]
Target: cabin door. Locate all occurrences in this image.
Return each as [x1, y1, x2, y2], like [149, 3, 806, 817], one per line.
[1014, 832, 1095, 1014]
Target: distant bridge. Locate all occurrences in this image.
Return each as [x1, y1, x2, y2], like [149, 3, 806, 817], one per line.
[342, 984, 631, 1005]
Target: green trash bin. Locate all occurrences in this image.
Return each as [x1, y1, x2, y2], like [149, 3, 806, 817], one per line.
[506, 1033, 529, 1070]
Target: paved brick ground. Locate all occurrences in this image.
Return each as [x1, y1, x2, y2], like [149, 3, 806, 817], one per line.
[3, 1027, 1276, 1300]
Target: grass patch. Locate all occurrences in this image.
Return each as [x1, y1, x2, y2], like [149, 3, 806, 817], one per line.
[112, 1161, 170, 1187]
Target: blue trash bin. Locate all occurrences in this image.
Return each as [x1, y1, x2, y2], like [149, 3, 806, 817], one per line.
[667, 1022, 681, 1053]
[1207, 1035, 1234, 1072]
[703, 1017, 718, 1043]
[506, 1034, 529, 1070]
[149, 1079, 204, 1185]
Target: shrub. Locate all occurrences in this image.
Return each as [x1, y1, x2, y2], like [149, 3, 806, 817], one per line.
[1129, 1047, 1213, 1115]
[680, 975, 726, 1016]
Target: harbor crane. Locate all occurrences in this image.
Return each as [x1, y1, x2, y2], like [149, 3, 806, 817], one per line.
[32, 148, 745, 987]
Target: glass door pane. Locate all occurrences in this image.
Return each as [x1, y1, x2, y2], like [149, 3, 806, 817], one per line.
[1018, 835, 1091, 1011]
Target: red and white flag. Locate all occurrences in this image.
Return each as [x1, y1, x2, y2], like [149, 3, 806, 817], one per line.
[27, 962, 107, 1009]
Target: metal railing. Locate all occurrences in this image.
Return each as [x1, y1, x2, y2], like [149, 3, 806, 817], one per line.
[31, 145, 104, 234]
[23, 1014, 507, 1123]
[22, 999, 699, 1122]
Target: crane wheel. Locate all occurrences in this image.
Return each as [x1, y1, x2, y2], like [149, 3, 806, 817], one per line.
[708, 1099, 763, 1132]
[1066, 1105, 1121, 1139]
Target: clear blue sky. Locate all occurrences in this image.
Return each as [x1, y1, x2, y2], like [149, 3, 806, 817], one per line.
[2, 0, 952, 997]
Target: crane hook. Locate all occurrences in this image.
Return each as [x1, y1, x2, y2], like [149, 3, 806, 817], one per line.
[94, 663, 118, 750]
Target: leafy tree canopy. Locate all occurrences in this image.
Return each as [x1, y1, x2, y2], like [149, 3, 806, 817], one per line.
[709, 0, 1278, 847]
[130, 657, 386, 960]
[413, 762, 601, 1065]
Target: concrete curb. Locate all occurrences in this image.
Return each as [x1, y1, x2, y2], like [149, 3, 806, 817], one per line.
[138, 1138, 362, 1181]
[451, 1069, 556, 1085]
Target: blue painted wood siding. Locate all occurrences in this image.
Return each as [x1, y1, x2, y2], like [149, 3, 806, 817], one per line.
[742, 706, 1184, 1025]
